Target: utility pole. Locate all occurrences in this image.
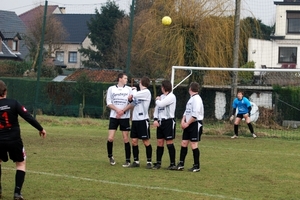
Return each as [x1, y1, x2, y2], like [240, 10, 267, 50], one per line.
[125, 0, 136, 76]
[231, 0, 241, 113]
[34, 0, 48, 118]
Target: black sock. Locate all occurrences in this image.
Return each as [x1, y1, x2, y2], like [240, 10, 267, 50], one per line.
[132, 145, 139, 161]
[0, 164, 2, 191]
[192, 148, 200, 168]
[125, 142, 131, 162]
[156, 146, 164, 164]
[145, 144, 152, 162]
[167, 144, 176, 165]
[247, 123, 254, 134]
[14, 170, 25, 195]
[234, 125, 239, 136]
[179, 146, 188, 165]
[107, 141, 113, 158]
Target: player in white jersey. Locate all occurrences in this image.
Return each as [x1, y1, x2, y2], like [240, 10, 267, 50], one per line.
[106, 73, 133, 167]
[176, 82, 204, 172]
[129, 77, 153, 169]
[152, 80, 177, 170]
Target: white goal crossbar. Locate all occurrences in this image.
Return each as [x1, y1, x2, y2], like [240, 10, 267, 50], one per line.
[171, 66, 300, 90]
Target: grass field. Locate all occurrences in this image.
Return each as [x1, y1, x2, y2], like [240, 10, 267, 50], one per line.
[1, 116, 300, 200]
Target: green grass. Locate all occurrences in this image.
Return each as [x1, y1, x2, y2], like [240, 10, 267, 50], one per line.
[1, 116, 300, 199]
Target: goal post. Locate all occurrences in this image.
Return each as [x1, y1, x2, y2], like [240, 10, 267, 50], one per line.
[170, 66, 300, 133]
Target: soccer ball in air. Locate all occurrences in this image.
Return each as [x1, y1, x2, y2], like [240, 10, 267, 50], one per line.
[162, 16, 172, 26]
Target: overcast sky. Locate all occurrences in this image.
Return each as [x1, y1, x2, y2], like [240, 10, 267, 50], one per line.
[1, 0, 279, 26]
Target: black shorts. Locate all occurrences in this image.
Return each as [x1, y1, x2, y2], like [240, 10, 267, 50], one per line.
[156, 119, 176, 140]
[109, 118, 131, 131]
[182, 121, 203, 142]
[236, 114, 247, 119]
[130, 119, 150, 140]
[0, 140, 26, 162]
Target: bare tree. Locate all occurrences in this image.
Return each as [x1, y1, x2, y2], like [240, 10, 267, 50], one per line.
[24, 7, 67, 70]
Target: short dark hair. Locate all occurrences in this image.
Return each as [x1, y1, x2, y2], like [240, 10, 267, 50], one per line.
[189, 82, 199, 93]
[118, 73, 126, 80]
[140, 76, 150, 87]
[0, 80, 7, 97]
[237, 90, 244, 95]
[161, 80, 172, 93]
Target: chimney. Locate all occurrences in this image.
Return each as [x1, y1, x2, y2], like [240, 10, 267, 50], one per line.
[59, 7, 66, 14]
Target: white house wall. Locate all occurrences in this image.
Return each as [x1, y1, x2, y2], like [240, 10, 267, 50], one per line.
[248, 38, 272, 70]
[275, 5, 300, 40]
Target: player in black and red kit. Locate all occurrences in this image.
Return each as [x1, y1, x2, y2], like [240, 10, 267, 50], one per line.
[0, 80, 47, 200]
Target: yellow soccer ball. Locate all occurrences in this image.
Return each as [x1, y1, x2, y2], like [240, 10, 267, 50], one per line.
[162, 16, 172, 26]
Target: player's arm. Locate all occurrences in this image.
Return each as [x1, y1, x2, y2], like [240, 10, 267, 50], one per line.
[16, 101, 46, 138]
[155, 94, 175, 107]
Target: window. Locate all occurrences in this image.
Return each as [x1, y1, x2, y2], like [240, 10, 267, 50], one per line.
[68, 52, 77, 63]
[278, 47, 297, 63]
[287, 12, 300, 33]
[12, 40, 18, 51]
[56, 51, 64, 62]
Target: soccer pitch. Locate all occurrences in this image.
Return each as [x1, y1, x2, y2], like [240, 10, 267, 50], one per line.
[1, 116, 299, 200]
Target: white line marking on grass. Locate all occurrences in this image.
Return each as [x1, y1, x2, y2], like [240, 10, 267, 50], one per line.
[3, 167, 242, 200]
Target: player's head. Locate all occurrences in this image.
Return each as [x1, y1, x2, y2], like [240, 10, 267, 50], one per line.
[117, 73, 128, 85]
[237, 91, 244, 100]
[140, 76, 150, 88]
[189, 82, 199, 93]
[161, 80, 172, 93]
[0, 80, 7, 97]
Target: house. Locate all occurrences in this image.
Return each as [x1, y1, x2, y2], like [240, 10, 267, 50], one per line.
[248, 0, 300, 69]
[19, 6, 96, 69]
[52, 14, 96, 69]
[0, 10, 29, 61]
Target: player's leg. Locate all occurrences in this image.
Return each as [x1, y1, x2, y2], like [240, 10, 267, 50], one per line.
[10, 141, 26, 200]
[153, 126, 164, 169]
[141, 120, 152, 168]
[120, 119, 131, 167]
[107, 118, 118, 165]
[166, 119, 176, 170]
[231, 115, 242, 138]
[130, 121, 139, 167]
[188, 123, 202, 172]
[14, 161, 26, 200]
[244, 114, 257, 138]
[0, 160, 2, 198]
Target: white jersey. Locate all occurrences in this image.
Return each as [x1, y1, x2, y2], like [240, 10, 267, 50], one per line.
[184, 94, 204, 122]
[106, 85, 132, 118]
[153, 92, 176, 120]
[131, 88, 151, 121]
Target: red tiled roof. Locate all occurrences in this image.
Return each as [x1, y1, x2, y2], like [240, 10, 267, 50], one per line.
[64, 69, 121, 83]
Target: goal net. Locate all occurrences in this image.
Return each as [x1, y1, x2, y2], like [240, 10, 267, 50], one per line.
[171, 66, 300, 139]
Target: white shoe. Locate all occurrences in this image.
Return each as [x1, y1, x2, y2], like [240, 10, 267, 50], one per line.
[252, 133, 257, 138]
[231, 135, 238, 139]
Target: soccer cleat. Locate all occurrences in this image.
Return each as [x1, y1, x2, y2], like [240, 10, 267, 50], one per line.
[109, 157, 116, 165]
[130, 161, 140, 168]
[188, 165, 200, 172]
[13, 193, 24, 200]
[122, 161, 131, 168]
[152, 163, 161, 170]
[231, 135, 238, 139]
[146, 162, 152, 169]
[252, 133, 257, 138]
[176, 162, 184, 170]
[167, 164, 177, 170]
